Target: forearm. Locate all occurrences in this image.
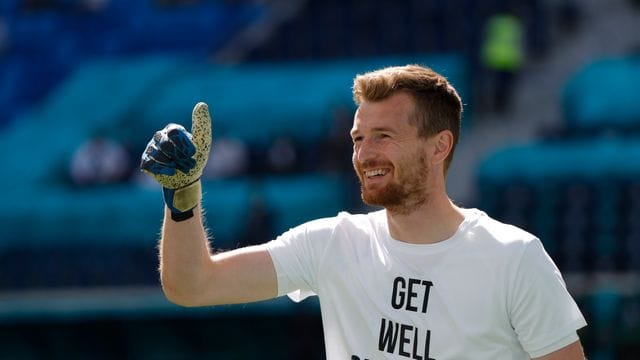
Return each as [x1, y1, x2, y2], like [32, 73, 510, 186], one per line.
[159, 205, 213, 306]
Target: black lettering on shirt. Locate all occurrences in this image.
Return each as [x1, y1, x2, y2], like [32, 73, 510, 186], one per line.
[378, 317, 435, 359]
[391, 276, 434, 314]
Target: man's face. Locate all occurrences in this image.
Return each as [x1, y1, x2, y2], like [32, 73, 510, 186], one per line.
[350, 92, 432, 214]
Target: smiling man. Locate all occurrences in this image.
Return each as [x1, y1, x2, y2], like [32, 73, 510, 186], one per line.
[141, 64, 587, 359]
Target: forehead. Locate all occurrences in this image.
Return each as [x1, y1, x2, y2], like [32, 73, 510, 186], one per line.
[352, 92, 416, 133]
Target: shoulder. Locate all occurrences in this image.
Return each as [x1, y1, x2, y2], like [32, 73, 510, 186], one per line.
[336, 209, 386, 234]
[463, 209, 541, 264]
[265, 209, 385, 268]
[469, 209, 537, 247]
[278, 209, 385, 242]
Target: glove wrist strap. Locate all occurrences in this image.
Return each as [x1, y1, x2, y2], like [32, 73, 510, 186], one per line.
[170, 209, 195, 222]
[163, 180, 202, 222]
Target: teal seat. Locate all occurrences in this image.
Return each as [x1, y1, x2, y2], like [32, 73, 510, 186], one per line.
[260, 174, 347, 234]
[587, 288, 623, 340]
[563, 55, 640, 133]
[0, 185, 161, 249]
[478, 138, 640, 185]
[200, 179, 254, 248]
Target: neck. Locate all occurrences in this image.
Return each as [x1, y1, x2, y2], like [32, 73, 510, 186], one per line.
[385, 190, 464, 245]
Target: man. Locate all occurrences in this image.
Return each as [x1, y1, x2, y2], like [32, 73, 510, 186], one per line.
[141, 65, 587, 359]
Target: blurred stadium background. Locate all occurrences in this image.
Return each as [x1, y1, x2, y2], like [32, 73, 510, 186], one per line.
[0, 0, 639, 358]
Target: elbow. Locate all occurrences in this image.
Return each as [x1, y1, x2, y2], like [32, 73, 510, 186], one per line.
[162, 287, 197, 308]
[160, 276, 208, 308]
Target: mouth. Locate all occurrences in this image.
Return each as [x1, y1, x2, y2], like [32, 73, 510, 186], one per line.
[360, 168, 392, 189]
[364, 168, 390, 179]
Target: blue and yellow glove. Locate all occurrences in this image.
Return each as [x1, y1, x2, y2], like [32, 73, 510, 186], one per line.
[140, 102, 212, 221]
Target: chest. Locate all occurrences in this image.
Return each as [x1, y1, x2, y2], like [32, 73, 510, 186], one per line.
[317, 240, 516, 358]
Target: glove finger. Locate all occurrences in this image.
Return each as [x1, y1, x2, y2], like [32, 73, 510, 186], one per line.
[140, 137, 181, 172]
[154, 130, 196, 173]
[150, 130, 179, 163]
[157, 124, 194, 161]
[153, 130, 163, 143]
[141, 160, 177, 176]
[190, 102, 212, 168]
[167, 126, 196, 158]
[145, 140, 175, 166]
[140, 151, 177, 176]
[149, 151, 176, 168]
[174, 157, 197, 174]
[162, 124, 196, 158]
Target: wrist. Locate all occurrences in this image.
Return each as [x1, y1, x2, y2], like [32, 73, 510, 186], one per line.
[162, 180, 202, 222]
[169, 208, 195, 222]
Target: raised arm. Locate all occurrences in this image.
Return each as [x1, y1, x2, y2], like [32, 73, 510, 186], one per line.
[141, 102, 278, 307]
[160, 206, 277, 306]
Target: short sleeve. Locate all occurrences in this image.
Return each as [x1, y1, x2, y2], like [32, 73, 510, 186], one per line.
[508, 239, 587, 358]
[264, 217, 336, 302]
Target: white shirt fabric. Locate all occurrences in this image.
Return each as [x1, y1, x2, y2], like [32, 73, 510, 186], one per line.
[264, 208, 587, 359]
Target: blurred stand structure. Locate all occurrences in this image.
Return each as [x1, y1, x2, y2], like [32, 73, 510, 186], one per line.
[0, 0, 639, 358]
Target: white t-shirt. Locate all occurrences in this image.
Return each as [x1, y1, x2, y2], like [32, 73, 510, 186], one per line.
[264, 208, 587, 359]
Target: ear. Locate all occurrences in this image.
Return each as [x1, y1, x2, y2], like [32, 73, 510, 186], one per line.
[429, 130, 454, 167]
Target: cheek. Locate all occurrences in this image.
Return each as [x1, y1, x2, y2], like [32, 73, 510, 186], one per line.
[351, 148, 359, 165]
[352, 153, 360, 173]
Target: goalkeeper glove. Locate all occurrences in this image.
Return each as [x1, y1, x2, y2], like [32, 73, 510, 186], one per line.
[140, 102, 212, 221]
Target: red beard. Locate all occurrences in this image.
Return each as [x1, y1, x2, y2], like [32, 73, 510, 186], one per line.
[355, 153, 430, 214]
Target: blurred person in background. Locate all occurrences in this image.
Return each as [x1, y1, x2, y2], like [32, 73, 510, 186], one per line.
[319, 104, 358, 173]
[266, 135, 300, 174]
[70, 133, 132, 186]
[480, 10, 525, 113]
[202, 136, 249, 179]
[140, 65, 586, 359]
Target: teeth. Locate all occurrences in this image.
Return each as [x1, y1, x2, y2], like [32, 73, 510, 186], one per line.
[365, 169, 388, 177]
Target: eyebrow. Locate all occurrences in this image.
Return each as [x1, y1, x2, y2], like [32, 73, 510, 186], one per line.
[351, 126, 397, 136]
[370, 126, 397, 134]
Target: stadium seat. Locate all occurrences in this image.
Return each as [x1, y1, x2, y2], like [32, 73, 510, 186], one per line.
[562, 54, 640, 134]
[260, 174, 348, 234]
[200, 179, 254, 249]
[587, 288, 623, 349]
[478, 137, 640, 272]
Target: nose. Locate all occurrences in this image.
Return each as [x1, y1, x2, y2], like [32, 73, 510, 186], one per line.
[353, 138, 376, 165]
